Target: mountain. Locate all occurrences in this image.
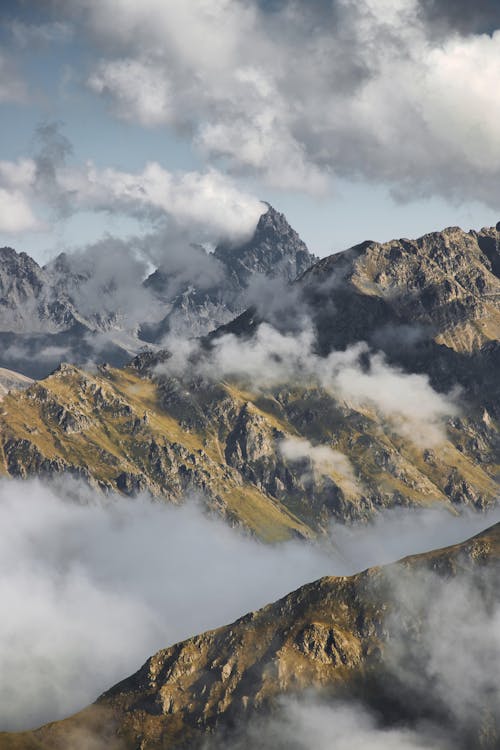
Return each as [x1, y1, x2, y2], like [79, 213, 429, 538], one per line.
[1, 350, 497, 540]
[224, 225, 500, 403]
[0, 206, 316, 378]
[2, 223, 500, 535]
[2, 522, 498, 749]
[140, 205, 315, 341]
[0, 246, 147, 379]
[212, 202, 313, 286]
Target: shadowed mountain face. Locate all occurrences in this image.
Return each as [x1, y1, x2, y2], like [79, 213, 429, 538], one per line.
[220, 225, 500, 409]
[2, 522, 499, 750]
[0, 207, 316, 378]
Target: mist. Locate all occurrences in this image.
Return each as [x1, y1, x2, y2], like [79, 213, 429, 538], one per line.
[0, 477, 498, 732]
[159, 322, 459, 447]
[213, 698, 449, 749]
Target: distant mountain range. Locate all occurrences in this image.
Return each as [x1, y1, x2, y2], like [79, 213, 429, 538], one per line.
[0, 206, 315, 379]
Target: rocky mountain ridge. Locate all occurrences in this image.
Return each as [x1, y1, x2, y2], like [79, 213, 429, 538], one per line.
[220, 224, 500, 412]
[2, 521, 498, 749]
[1, 354, 498, 539]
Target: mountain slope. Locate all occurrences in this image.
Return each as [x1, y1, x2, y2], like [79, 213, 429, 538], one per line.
[3, 522, 499, 750]
[222, 225, 500, 395]
[1, 353, 497, 540]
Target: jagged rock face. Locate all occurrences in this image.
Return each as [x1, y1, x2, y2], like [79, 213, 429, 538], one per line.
[299, 227, 500, 354]
[213, 204, 315, 287]
[0, 247, 80, 334]
[5, 523, 499, 750]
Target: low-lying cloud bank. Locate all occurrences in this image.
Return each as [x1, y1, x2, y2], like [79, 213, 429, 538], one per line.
[0, 478, 498, 731]
[218, 698, 448, 749]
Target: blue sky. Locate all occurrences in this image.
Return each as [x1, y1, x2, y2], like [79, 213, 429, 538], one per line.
[1, 0, 500, 262]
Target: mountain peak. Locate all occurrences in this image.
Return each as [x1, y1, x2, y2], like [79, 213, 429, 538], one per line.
[213, 203, 316, 285]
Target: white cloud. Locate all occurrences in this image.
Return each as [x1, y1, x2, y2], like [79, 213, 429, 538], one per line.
[88, 58, 172, 126]
[0, 140, 265, 243]
[223, 699, 446, 750]
[279, 436, 359, 491]
[0, 158, 37, 189]
[0, 159, 42, 233]
[382, 563, 500, 743]
[60, 161, 265, 242]
[0, 189, 42, 233]
[63, 0, 500, 203]
[161, 324, 458, 447]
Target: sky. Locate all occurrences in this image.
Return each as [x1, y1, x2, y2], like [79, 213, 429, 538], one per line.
[1, 0, 500, 262]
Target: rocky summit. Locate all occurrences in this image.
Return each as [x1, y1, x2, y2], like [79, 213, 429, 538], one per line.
[2, 522, 498, 750]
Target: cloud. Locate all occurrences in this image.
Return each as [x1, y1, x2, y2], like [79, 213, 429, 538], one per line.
[278, 436, 358, 492]
[1, 477, 498, 731]
[0, 122, 265, 244]
[218, 698, 448, 750]
[0, 158, 43, 232]
[59, 161, 265, 242]
[379, 562, 500, 745]
[47, 235, 157, 328]
[60, 0, 500, 204]
[160, 324, 458, 447]
[9, 21, 73, 47]
[0, 188, 42, 233]
[0, 478, 332, 731]
[88, 58, 172, 126]
[19, 122, 265, 244]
